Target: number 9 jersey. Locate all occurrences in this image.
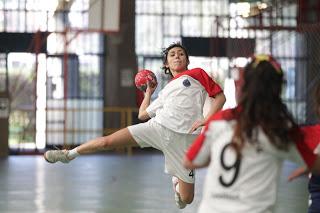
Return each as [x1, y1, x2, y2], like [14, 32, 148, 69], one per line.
[186, 107, 319, 213]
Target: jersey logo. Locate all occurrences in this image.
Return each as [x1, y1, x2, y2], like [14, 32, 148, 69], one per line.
[183, 79, 191, 87]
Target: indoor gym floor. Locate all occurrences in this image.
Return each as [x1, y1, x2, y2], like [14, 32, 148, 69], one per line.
[0, 149, 309, 213]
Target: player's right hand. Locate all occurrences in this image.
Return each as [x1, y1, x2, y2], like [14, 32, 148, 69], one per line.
[145, 80, 157, 95]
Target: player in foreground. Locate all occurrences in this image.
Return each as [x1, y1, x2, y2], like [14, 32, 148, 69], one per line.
[184, 54, 320, 213]
[44, 42, 226, 209]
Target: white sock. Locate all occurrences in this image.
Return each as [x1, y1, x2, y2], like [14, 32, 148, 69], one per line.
[176, 183, 180, 193]
[172, 176, 180, 193]
[67, 148, 80, 159]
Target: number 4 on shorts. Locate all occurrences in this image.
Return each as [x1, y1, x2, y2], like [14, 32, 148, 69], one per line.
[189, 170, 194, 178]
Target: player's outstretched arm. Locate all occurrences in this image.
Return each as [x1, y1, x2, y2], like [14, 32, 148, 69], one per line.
[189, 92, 226, 133]
[138, 82, 157, 121]
[205, 92, 226, 121]
[287, 166, 309, 181]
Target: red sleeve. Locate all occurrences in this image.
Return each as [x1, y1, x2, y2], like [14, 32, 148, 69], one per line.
[294, 125, 320, 168]
[300, 125, 320, 150]
[174, 68, 222, 97]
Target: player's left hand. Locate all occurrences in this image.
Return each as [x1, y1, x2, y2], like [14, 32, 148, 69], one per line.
[287, 166, 309, 182]
[189, 120, 205, 133]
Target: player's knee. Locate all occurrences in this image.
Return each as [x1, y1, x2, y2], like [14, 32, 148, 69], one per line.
[101, 136, 113, 149]
[181, 193, 194, 204]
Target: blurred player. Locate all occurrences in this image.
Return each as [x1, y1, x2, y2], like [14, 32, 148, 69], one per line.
[287, 82, 320, 213]
[184, 55, 320, 213]
[44, 42, 226, 209]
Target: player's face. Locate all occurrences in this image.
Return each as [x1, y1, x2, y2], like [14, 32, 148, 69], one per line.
[165, 47, 189, 74]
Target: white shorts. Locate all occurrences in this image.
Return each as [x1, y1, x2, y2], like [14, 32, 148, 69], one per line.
[128, 119, 197, 183]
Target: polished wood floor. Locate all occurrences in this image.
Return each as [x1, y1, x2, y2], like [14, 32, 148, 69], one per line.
[0, 150, 310, 213]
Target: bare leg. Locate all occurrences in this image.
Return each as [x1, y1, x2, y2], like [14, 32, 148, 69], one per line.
[178, 178, 194, 204]
[44, 128, 138, 163]
[76, 127, 138, 154]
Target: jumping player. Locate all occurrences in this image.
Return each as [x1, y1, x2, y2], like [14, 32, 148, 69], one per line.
[44, 42, 226, 209]
[184, 55, 320, 213]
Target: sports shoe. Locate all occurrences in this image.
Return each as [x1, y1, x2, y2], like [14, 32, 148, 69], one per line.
[44, 150, 71, 164]
[172, 176, 187, 209]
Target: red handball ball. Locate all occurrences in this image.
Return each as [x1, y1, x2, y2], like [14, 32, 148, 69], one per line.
[135, 69, 157, 92]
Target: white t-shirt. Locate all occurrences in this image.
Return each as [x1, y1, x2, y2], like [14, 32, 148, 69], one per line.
[146, 68, 222, 134]
[186, 108, 318, 213]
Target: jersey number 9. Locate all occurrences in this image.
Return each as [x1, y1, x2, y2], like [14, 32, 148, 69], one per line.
[219, 143, 241, 187]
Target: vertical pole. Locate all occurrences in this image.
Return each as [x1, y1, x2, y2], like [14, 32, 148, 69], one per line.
[0, 54, 9, 157]
[63, 29, 69, 147]
[34, 31, 41, 151]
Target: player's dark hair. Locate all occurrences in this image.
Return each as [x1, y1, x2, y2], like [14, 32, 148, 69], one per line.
[161, 42, 189, 76]
[232, 55, 299, 153]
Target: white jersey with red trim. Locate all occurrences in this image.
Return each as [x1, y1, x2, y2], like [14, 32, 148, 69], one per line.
[146, 68, 222, 134]
[186, 108, 318, 213]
